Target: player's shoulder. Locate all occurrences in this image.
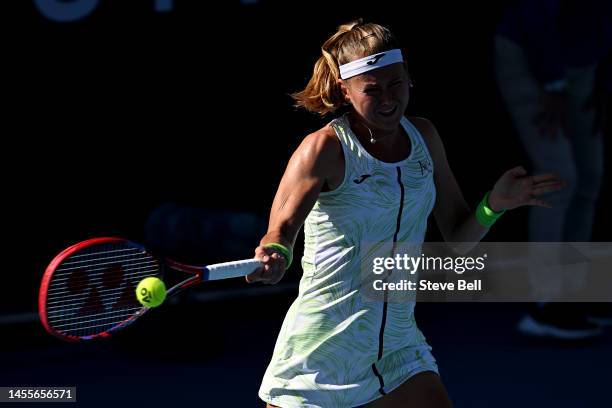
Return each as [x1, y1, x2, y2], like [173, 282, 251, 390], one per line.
[407, 116, 438, 139]
[406, 115, 444, 156]
[299, 123, 341, 160]
[290, 123, 343, 177]
[304, 123, 339, 146]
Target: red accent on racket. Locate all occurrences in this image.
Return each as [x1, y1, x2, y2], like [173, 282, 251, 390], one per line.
[38, 237, 261, 342]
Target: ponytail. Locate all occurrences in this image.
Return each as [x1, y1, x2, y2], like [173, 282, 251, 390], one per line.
[292, 20, 361, 115]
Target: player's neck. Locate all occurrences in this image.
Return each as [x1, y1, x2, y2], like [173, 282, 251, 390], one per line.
[348, 113, 401, 147]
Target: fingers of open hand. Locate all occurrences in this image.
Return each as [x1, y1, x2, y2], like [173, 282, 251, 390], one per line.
[531, 180, 566, 196]
[518, 176, 565, 208]
[531, 172, 561, 184]
[506, 166, 527, 178]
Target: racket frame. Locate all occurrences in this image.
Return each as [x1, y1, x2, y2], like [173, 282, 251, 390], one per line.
[39, 237, 257, 342]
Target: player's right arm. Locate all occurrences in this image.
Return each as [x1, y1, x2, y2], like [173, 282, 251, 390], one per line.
[246, 126, 343, 284]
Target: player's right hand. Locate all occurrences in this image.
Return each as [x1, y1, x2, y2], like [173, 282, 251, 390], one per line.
[246, 245, 287, 285]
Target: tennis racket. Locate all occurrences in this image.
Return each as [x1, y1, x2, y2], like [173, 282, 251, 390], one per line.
[38, 237, 262, 342]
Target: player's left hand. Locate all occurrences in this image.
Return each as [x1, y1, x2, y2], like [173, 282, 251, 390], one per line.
[488, 166, 566, 211]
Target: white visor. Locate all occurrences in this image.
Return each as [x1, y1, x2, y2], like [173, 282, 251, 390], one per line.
[339, 49, 404, 80]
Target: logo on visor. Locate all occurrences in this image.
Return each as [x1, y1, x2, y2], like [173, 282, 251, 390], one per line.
[366, 53, 386, 65]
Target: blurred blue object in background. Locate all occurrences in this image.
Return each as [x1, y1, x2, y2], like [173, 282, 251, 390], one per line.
[145, 203, 267, 264]
[33, 0, 99, 22]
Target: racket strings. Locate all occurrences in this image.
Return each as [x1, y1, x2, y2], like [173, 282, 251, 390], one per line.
[47, 296, 146, 319]
[46, 262, 158, 295]
[57, 315, 143, 333]
[47, 263, 158, 302]
[45, 273, 154, 312]
[57, 246, 142, 263]
[49, 250, 153, 291]
[52, 250, 149, 274]
[50, 308, 142, 329]
[45, 242, 160, 338]
[54, 285, 145, 318]
[46, 274, 156, 309]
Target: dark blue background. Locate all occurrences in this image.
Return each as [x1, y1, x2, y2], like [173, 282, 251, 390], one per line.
[2, 1, 611, 406]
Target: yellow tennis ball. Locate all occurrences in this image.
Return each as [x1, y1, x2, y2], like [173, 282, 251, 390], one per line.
[136, 277, 167, 307]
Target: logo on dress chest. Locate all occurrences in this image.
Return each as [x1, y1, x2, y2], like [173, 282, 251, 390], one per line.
[353, 174, 372, 184]
[418, 159, 432, 176]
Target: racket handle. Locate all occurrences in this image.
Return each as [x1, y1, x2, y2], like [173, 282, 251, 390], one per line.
[203, 259, 262, 281]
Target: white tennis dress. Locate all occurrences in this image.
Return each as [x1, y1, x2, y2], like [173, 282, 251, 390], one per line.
[259, 114, 439, 408]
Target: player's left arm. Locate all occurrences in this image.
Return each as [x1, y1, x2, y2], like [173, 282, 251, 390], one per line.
[410, 116, 564, 253]
[410, 117, 480, 249]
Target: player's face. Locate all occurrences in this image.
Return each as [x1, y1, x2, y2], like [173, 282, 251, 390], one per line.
[340, 62, 411, 132]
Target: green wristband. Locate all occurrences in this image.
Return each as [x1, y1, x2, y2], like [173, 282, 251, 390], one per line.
[475, 191, 505, 228]
[264, 243, 293, 269]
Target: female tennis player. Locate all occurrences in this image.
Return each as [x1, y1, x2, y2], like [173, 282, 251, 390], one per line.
[246, 20, 564, 408]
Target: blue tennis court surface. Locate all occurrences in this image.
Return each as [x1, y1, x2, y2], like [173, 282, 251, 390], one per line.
[3, 296, 610, 407]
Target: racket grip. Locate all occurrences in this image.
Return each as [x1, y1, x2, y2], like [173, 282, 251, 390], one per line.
[203, 259, 262, 281]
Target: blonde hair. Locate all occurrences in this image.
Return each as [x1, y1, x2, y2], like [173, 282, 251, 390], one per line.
[292, 19, 401, 116]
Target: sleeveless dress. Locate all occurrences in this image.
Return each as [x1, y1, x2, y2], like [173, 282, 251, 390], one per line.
[259, 114, 439, 408]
